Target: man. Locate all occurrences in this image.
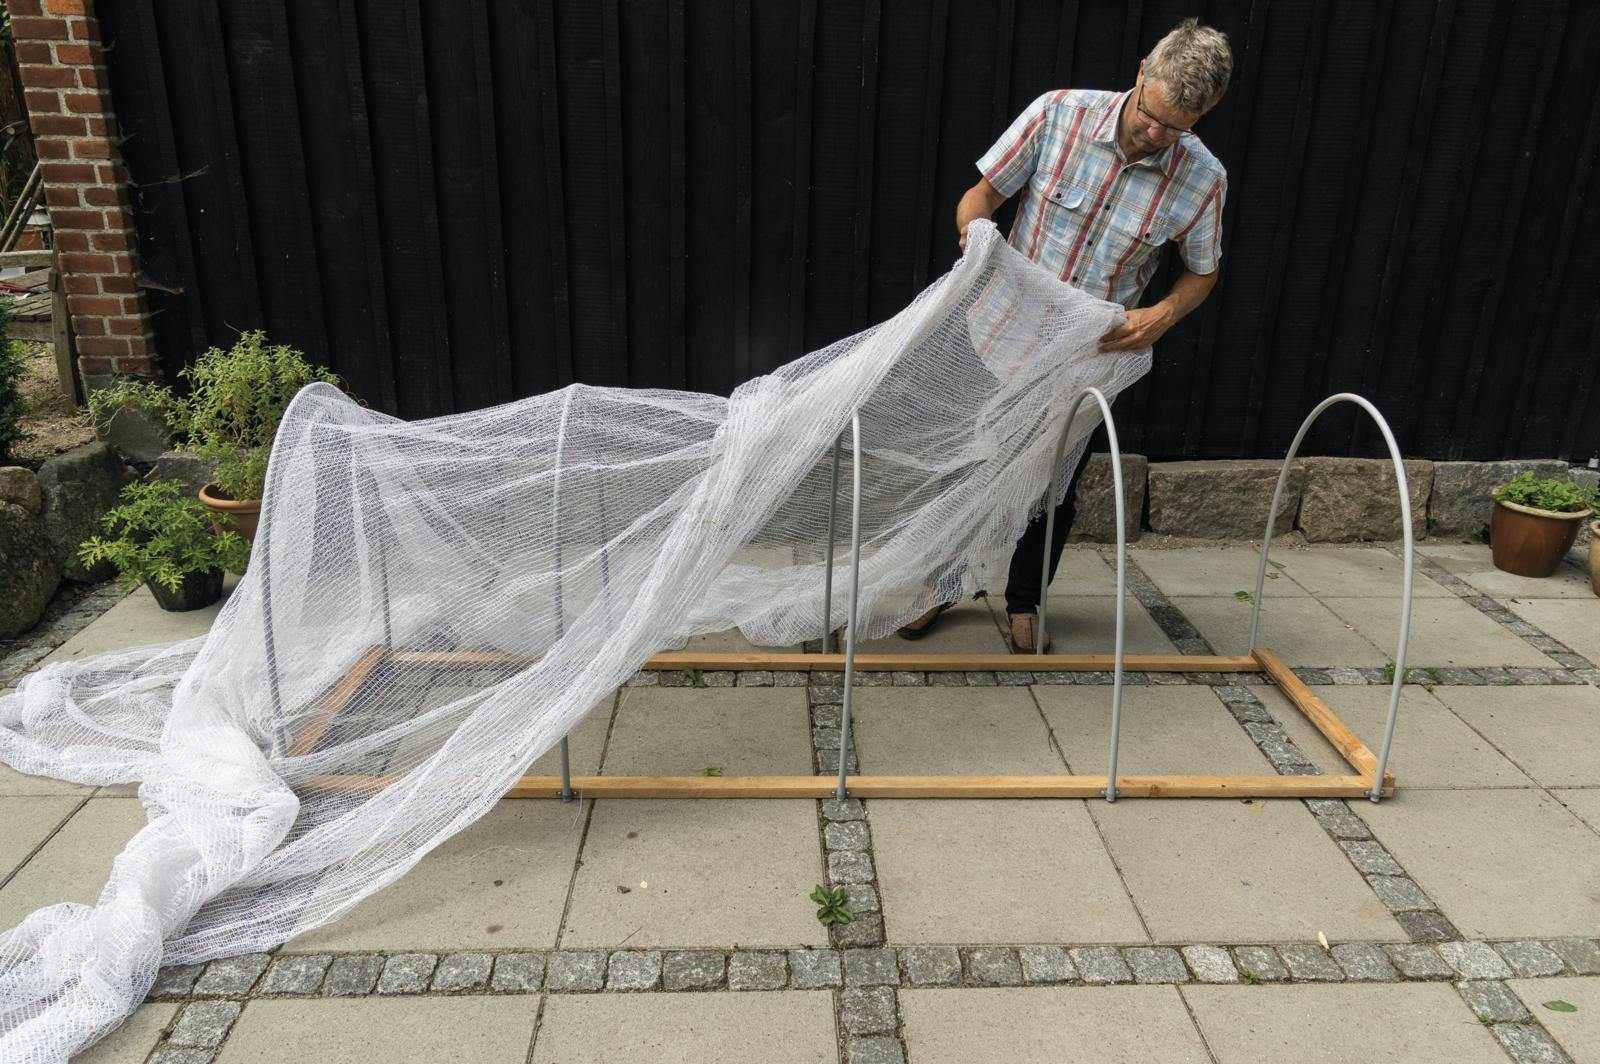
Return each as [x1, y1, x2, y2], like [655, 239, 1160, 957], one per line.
[900, 17, 1232, 651]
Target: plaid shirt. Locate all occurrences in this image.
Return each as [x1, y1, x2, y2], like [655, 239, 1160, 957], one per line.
[977, 88, 1227, 309]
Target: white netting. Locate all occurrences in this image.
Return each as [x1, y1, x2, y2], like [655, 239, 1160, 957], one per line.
[0, 220, 1148, 1061]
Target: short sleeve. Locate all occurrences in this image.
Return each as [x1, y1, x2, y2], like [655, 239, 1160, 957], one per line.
[975, 92, 1056, 199]
[1176, 176, 1226, 275]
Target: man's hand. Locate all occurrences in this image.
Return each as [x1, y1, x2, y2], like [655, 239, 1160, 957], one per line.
[957, 178, 1008, 250]
[1098, 304, 1175, 352]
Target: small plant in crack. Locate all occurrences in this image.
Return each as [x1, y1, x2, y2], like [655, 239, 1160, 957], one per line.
[810, 885, 855, 926]
[699, 765, 723, 777]
[681, 667, 706, 688]
[1239, 968, 1261, 986]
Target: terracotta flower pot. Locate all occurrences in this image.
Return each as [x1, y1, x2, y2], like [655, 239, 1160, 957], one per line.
[198, 483, 262, 543]
[1489, 495, 1587, 578]
[146, 568, 224, 612]
[1589, 520, 1600, 596]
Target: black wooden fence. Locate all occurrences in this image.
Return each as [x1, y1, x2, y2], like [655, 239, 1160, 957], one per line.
[97, 0, 1600, 461]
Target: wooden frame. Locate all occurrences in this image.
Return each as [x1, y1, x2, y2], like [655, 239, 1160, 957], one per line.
[299, 646, 1395, 801]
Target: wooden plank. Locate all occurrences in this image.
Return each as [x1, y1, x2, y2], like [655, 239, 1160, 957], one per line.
[286, 646, 388, 757]
[48, 263, 77, 410]
[383, 649, 1262, 673]
[0, 250, 51, 269]
[1253, 647, 1392, 787]
[304, 771, 1392, 800]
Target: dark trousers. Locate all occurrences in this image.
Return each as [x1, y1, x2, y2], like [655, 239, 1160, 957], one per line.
[1004, 446, 1094, 615]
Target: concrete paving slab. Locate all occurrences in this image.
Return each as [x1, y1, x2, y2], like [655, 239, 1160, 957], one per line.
[900, 986, 1209, 1063]
[1039, 595, 1181, 656]
[685, 627, 804, 654]
[849, 687, 1064, 775]
[1033, 686, 1272, 776]
[1432, 685, 1600, 787]
[532, 990, 836, 1064]
[1170, 596, 1389, 666]
[0, 797, 144, 929]
[1183, 983, 1507, 1063]
[1363, 789, 1600, 939]
[992, 546, 1124, 598]
[218, 995, 537, 1064]
[854, 598, 1008, 655]
[1321, 596, 1558, 668]
[288, 800, 588, 951]
[387, 690, 611, 778]
[1089, 800, 1404, 943]
[563, 798, 825, 948]
[0, 795, 81, 880]
[39, 577, 238, 668]
[74, 1003, 176, 1064]
[1132, 546, 1310, 598]
[1508, 976, 1600, 1061]
[1506, 599, 1600, 663]
[1555, 789, 1600, 835]
[606, 687, 812, 775]
[1260, 685, 1536, 789]
[1420, 541, 1594, 599]
[0, 752, 95, 796]
[1274, 547, 1452, 598]
[872, 799, 1146, 944]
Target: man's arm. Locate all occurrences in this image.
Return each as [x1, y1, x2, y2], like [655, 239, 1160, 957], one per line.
[1097, 266, 1218, 352]
[956, 177, 1008, 249]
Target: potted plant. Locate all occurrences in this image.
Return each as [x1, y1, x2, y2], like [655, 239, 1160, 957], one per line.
[78, 479, 252, 611]
[1489, 472, 1596, 578]
[180, 331, 340, 542]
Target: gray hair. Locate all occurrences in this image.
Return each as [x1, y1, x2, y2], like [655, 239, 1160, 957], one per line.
[1145, 18, 1233, 114]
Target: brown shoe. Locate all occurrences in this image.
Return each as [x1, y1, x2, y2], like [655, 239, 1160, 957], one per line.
[897, 601, 953, 640]
[1009, 611, 1053, 653]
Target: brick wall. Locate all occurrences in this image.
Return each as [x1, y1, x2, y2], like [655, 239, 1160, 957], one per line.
[10, 0, 155, 390]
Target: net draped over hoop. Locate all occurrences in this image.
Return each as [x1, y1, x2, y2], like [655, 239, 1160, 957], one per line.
[0, 219, 1148, 1062]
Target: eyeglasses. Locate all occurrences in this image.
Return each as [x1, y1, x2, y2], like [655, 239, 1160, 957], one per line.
[1136, 83, 1195, 139]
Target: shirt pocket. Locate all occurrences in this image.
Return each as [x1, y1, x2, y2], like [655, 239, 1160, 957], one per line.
[1093, 209, 1171, 276]
[1036, 185, 1089, 260]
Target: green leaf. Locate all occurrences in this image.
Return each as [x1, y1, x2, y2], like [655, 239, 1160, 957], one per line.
[810, 885, 828, 904]
[1544, 1000, 1578, 1013]
[1234, 590, 1254, 603]
[836, 909, 855, 924]
[1240, 969, 1261, 986]
[1268, 560, 1287, 571]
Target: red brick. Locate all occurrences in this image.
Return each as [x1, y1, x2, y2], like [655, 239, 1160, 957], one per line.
[46, 0, 88, 15]
[112, 357, 156, 376]
[69, 314, 106, 336]
[28, 113, 87, 136]
[88, 229, 131, 252]
[59, 251, 114, 273]
[84, 116, 109, 136]
[77, 354, 115, 376]
[83, 186, 124, 207]
[120, 336, 154, 357]
[63, 274, 99, 295]
[23, 90, 61, 114]
[70, 138, 112, 160]
[39, 161, 95, 183]
[94, 163, 116, 183]
[96, 273, 135, 294]
[34, 139, 70, 160]
[54, 42, 94, 64]
[19, 64, 77, 88]
[62, 91, 109, 115]
[10, 16, 70, 40]
[105, 316, 147, 336]
[69, 294, 122, 315]
[52, 230, 89, 252]
[7, 0, 45, 15]
[70, 18, 98, 41]
[14, 41, 52, 64]
[48, 207, 106, 230]
[44, 186, 80, 207]
[75, 65, 108, 90]
[76, 337, 131, 357]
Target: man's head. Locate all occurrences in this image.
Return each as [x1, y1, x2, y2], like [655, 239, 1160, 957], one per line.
[1126, 18, 1232, 153]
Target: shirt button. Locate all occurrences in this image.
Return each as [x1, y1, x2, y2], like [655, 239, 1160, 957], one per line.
[1071, 276, 1079, 283]
[1102, 204, 1110, 211]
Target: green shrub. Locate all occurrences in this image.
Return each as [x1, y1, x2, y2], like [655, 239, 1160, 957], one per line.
[1493, 472, 1595, 515]
[78, 479, 251, 593]
[179, 331, 340, 500]
[0, 301, 31, 462]
[85, 376, 181, 430]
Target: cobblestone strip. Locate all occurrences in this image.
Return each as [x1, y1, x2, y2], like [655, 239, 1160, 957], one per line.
[149, 938, 1600, 1001]
[1397, 547, 1598, 682]
[808, 668, 906, 1064]
[0, 580, 125, 687]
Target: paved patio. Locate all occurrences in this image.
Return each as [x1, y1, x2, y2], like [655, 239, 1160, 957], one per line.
[3, 538, 1598, 1063]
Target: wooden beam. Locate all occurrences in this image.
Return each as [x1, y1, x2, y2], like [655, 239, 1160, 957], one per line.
[303, 771, 1393, 800]
[384, 650, 1265, 674]
[1253, 647, 1393, 788]
[287, 646, 388, 757]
